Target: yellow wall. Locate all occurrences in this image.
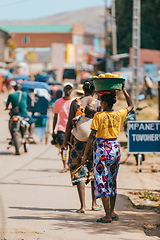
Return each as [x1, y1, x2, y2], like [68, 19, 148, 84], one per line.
[65, 44, 75, 66]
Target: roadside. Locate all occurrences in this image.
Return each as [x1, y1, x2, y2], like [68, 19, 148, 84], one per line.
[0, 91, 159, 239]
[118, 130, 160, 239]
[117, 153, 160, 239]
[0, 140, 159, 240]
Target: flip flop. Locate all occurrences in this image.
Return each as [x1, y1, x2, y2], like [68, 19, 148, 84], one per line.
[112, 214, 119, 221]
[76, 209, 85, 213]
[96, 217, 112, 223]
[92, 205, 103, 211]
[28, 137, 36, 144]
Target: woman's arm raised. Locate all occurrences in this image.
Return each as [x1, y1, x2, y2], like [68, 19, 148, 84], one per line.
[122, 82, 134, 113]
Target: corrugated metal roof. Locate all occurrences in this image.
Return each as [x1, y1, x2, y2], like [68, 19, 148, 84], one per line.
[0, 25, 72, 33]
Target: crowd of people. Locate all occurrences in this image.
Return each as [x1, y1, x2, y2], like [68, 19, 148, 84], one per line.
[4, 73, 135, 222]
[51, 78, 134, 223]
[0, 63, 158, 226]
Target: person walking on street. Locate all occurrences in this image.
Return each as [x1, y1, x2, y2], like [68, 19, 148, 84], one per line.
[52, 82, 73, 173]
[81, 83, 133, 222]
[61, 79, 102, 213]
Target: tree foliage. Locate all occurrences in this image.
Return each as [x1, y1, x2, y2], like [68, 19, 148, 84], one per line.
[115, 0, 160, 53]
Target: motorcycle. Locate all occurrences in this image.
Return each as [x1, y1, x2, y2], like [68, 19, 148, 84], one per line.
[122, 106, 147, 165]
[8, 114, 30, 155]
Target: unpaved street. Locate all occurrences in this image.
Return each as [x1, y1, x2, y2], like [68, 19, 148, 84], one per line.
[0, 110, 159, 240]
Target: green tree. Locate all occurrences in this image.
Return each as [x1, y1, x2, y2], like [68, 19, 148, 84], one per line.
[115, 0, 160, 53]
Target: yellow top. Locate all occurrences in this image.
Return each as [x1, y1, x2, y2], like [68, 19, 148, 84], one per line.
[91, 109, 127, 139]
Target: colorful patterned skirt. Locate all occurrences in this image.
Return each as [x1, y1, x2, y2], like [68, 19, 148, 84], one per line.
[69, 136, 94, 185]
[93, 138, 120, 198]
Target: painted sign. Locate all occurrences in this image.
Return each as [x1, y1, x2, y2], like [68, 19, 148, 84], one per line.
[128, 121, 160, 153]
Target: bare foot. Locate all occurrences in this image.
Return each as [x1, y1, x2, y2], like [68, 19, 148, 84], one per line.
[92, 203, 99, 208]
[59, 168, 67, 173]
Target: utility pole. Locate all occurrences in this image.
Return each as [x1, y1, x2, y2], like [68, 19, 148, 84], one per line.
[111, 0, 117, 56]
[158, 81, 160, 120]
[132, 0, 141, 106]
[104, 0, 109, 72]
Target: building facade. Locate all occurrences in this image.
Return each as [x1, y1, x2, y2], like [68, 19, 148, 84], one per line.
[0, 29, 10, 62]
[0, 25, 105, 77]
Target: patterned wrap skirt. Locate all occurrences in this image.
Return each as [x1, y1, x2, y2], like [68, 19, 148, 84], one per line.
[69, 136, 94, 185]
[93, 138, 120, 198]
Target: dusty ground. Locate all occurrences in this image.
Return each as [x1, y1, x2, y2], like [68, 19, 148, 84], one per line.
[143, 224, 160, 238]
[0, 89, 160, 240]
[128, 189, 160, 238]
[116, 93, 160, 238]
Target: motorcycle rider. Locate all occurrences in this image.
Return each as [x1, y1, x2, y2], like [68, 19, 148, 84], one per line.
[5, 83, 35, 142]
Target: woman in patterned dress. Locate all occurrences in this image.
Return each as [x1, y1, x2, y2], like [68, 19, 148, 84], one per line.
[82, 83, 133, 222]
[61, 79, 101, 213]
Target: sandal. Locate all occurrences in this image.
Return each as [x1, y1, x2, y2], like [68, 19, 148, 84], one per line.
[92, 205, 103, 211]
[112, 214, 119, 221]
[96, 217, 112, 223]
[76, 209, 85, 213]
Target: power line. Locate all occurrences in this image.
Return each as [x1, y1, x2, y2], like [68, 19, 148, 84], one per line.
[0, 0, 32, 8]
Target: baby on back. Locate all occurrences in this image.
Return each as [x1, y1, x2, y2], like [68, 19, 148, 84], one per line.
[85, 105, 97, 119]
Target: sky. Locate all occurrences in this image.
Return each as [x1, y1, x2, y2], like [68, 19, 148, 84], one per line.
[0, 0, 111, 21]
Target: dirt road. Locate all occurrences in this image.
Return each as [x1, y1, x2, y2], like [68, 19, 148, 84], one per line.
[0, 103, 159, 239]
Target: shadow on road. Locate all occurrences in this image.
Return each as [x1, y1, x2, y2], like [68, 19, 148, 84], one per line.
[7, 194, 160, 238]
[9, 206, 75, 212]
[0, 152, 13, 155]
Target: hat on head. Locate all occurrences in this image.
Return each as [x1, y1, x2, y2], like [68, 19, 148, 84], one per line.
[63, 82, 73, 88]
[10, 80, 16, 86]
[75, 84, 84, 95]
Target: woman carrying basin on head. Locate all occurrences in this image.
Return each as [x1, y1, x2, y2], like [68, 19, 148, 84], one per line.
[82, 82, 134, 223]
